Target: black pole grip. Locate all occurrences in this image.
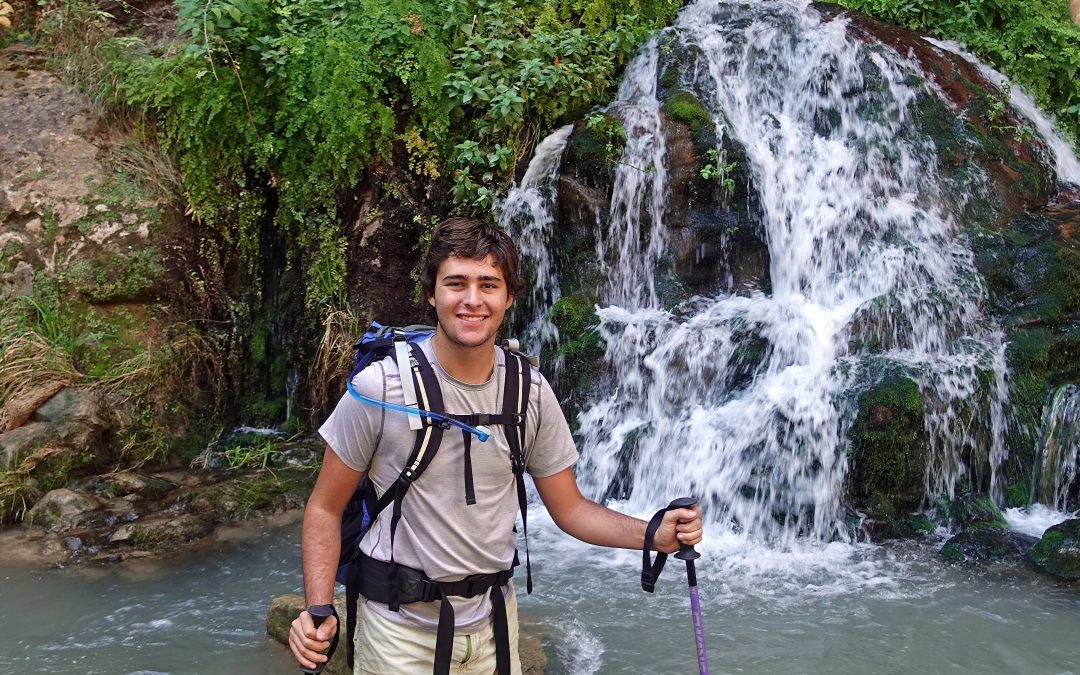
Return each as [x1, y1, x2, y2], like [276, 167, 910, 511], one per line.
[300, 605, 335, 675]
[667, 497, 700, 561]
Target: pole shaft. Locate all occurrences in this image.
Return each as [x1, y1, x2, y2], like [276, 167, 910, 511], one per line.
[688, 582, 709, 675]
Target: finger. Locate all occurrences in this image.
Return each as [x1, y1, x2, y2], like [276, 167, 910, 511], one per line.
[676, 507, 699, 523]
[315, 615, 339, 641]
[288, 627, 325, 669]
[677, 527, 703, 545]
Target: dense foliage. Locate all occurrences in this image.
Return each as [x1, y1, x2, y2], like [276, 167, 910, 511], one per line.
[828, 0, 1080, 143]
[120, 0, 678, 311]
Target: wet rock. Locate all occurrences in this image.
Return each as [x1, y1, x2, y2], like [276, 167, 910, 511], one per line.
[76, 471, 175, 501]
[949, 492, 1009, 531]
[24, 488, 104, 533]
[109, 513, 214, 547]
[846, 372, 927, 534]
[940, 528, 1037, 563]
[1027, 518, 1080, 580]
[267, 593, 547, 675]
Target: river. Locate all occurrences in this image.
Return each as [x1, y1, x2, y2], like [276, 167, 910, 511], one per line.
[2, 503, 1077, 674]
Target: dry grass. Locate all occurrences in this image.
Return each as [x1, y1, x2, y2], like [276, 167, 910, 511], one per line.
[0, 445, 68, 523]
[0, 329, 80, 432]
[307, 308, 362, 417]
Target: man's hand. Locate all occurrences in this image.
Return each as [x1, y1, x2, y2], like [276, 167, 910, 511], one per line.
[288, 609, 338, 670]
[652, 506, 703, 553]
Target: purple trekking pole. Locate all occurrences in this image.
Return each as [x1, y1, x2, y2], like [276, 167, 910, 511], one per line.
[642, 496, 710, 675]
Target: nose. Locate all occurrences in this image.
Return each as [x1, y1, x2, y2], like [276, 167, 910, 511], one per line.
[463, 283, 481, 307]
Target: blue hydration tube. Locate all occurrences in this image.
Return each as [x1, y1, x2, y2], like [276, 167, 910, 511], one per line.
[346, 379, 491, 442]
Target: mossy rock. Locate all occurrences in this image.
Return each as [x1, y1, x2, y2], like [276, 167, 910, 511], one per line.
[940, 528, 1036, 563]
[64, 249, 164, 304]
[563, 113, 625, 190]
[949, 492, 1009, 531]
[663, 90, 716, 151]
[1027, 518, 1080, 580]
[847, 372, 926, 518]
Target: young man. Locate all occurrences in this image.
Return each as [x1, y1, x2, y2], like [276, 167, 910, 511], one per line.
[290, 217, 702, 674]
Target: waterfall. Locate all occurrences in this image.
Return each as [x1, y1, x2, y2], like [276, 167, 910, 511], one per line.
[505, 0, 1080, 548]
[499, 125, 574, 353]
[1034, 385, 1080, 511]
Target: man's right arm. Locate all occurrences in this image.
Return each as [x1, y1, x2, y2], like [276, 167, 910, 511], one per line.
[289, 445, 363, 670]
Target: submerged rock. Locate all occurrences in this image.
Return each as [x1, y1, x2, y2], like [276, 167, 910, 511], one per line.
[1027, 518, 1080, 580]
[940, 528, 1037, 563]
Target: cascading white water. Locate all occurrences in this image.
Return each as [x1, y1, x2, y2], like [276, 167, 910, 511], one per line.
[516, 0, 1022, 544]
[499, 125, 574, 353]
[1034, 384, 1080, 511]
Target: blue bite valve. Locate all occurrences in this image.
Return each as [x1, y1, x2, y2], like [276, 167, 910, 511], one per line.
[667, 496, 700, 561]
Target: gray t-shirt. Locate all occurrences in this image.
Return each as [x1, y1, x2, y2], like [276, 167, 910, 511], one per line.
[319, 338, 578, 633]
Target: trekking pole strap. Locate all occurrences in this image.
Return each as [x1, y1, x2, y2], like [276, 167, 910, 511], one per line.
[641, 506, 673, 593]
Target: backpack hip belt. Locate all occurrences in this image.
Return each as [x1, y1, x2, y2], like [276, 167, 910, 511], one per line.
[351, 552, 514, 605]
[346, 553, 516, 675]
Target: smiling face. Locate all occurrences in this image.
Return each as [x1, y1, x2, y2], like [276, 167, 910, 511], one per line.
[428, 254, 515, 352]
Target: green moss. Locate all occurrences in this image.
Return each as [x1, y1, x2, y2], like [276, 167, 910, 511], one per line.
[1006, 328, 1054, 371]
[848, 373, 926, 517]
[1027, 521, 1080, 579]
[64, 249, 164, 304]
[950, 493, 1009, 530]
[664, 90, 714, 145]
[908, 513, 935, 536]
[1004, 480, 1031, 508]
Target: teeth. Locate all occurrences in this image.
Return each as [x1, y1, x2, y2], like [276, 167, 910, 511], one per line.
[460, 315, 485, 321]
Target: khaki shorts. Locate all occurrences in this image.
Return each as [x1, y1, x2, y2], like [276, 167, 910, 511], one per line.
[354, 592, 522, 675]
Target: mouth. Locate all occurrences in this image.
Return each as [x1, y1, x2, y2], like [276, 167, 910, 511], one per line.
[458, 314, 488, 323]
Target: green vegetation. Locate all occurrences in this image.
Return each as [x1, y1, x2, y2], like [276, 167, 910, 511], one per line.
[847, 373, 927, 519]
[828, 0, 1080, 143]
[102, 0, 678, 313]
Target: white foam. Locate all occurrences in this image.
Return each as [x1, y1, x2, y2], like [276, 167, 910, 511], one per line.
[1003, 504, 1075, 539]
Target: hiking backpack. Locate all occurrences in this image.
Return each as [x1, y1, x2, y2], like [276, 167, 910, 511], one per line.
[332, 322, 537, 674]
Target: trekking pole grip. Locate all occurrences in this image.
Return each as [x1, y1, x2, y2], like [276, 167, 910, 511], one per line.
[300, 604, 337, 675]
[667, 497, 700, 561]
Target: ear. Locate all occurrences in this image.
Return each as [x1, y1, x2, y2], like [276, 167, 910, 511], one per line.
[505, 293, 515, 309]
[428, 294, 436, 308]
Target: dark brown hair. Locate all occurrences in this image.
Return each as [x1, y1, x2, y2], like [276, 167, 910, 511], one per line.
[420, 217, 525, 299]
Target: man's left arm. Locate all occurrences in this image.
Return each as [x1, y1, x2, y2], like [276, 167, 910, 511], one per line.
[533, 467, 702, 553]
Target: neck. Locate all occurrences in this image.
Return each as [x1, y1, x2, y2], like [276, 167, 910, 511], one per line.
[430, 329, 497, 384]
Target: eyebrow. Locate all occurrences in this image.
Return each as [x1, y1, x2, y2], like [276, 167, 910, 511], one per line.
[441, 274, 504, 283]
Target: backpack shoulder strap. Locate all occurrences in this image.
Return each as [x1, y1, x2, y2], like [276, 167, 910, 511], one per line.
[500, 346, 534, 592]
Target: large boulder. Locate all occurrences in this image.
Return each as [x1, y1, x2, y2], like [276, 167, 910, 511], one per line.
[24, 488, 104, 533]
[940, 529, 1037, 563]
[1027, 518, 1080, 580]
[949, 492, 1010, 531]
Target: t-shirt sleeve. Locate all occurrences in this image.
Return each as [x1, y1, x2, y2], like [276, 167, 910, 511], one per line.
[524, 370, 579, 478]
[317, 361, 388, 473]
